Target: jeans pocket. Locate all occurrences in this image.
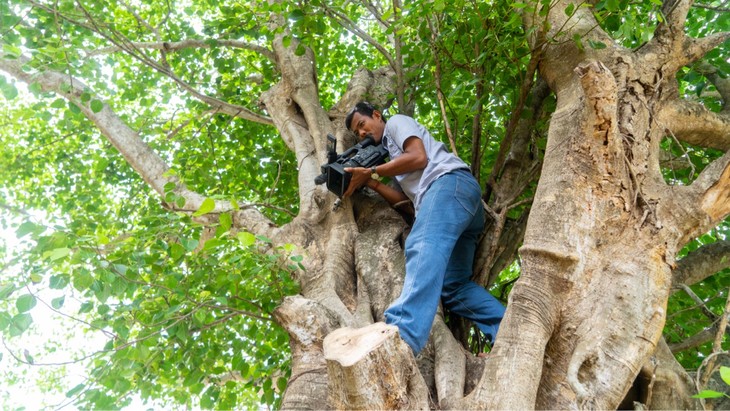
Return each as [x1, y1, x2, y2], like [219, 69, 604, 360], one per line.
[454, 174, 480, 217]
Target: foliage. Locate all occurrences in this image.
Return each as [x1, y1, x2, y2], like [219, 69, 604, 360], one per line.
[1, 199, 300, 408]
[693, 366, 730, 399]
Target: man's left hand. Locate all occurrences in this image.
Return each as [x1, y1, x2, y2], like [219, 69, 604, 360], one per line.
[343, 167, 372, 197]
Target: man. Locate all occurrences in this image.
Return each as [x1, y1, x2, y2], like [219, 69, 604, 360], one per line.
[343, 102, 505, 354]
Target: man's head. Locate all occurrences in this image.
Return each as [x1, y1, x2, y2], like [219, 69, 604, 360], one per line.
[345, 102, 386, 143]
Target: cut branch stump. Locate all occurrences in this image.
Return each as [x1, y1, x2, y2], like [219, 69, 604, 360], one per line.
[323, 322, 429, 410]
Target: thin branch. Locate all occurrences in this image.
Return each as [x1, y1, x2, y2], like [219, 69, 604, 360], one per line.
[678, 283, 719, 321]
[427, 16, 457, 155]
[319, 4, 397, 71]
[88, 38, 276, 62]
[27, 0, 273, 126]
[696, 61, 730, 114]
[712, 289, 730, 352]
[24, 285, 116, 339]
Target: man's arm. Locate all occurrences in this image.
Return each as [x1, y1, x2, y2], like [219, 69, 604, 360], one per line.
[364, 179, 410, 206]
[344, 136, 427, 197]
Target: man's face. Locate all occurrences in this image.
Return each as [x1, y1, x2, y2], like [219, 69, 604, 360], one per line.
[350, 111, 385, 143]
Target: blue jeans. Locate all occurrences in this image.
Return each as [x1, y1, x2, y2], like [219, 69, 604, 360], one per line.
[384, 169, 505, 354]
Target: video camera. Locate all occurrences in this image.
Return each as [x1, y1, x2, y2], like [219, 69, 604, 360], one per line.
[314, 134, 389, 198]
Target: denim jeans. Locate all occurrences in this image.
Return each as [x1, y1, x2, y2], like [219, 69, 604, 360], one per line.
[384, 169, 505, 354]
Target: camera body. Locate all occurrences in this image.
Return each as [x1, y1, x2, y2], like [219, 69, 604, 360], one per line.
[314, 134, 389, 198]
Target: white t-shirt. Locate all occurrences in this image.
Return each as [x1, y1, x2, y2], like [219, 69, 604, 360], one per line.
[383, 114, 469, 212]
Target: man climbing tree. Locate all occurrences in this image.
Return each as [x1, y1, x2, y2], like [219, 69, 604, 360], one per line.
[342, 102, 504, 355]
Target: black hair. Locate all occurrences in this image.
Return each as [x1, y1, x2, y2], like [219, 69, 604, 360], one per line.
[345, 101, 380, 131]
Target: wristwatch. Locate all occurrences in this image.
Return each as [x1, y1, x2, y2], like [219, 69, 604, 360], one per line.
[370, 166, 380, 180]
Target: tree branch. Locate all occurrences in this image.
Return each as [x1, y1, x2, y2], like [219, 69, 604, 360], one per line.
[26, 0, 274, 126]
[0, 55, 277, 234]
[645, 0, 730, 71]
[677, 31, 730, 71]
[656, 100, 730, 151]
[88, 38, 276, 62]
[319, 4, 397, 71]
[693, 150, 730, 221]
[696, 61, 730, 114]
[672, 240, 730, 287]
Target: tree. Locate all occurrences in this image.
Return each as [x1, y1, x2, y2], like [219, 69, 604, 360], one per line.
[0, 0, 728, 409]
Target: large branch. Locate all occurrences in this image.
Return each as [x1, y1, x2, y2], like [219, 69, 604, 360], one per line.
[672, 240, 730, 286]
[694, 151, 730, 221]
[0, 55, 276, 236]
[657, 100, 730, 151]
[644, 0, 729, 71]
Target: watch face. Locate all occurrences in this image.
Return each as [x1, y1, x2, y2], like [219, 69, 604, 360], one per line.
[371, 173, 379, 180]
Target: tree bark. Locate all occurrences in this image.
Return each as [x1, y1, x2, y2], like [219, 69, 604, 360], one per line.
[324, 322, 429, 410]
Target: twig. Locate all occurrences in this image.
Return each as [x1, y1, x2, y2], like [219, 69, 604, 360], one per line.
[712, 288, 730, 352]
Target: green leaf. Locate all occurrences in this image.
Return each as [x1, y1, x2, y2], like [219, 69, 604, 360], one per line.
[289, 9, 305, 21]
[0, 284, 16, 300]
[16, 294, 37, 313]
[588, 40, 607, 49]
[78, 301, 94, 314]
[73, 269, 94, 291]
[237, 232, 256, 247]
[45, 247, 71, 261]
[1, 81, 18, 100]
[564, 3, 575, 15]
[193, 198, 216, 216]
[219, 212, 232, 231]
[66, 383, 85, 398]
[23, 349, 34, 364]
[276, 377, 288, 393]
[51, 296, 65, 309]
[170, 242, 186, 260]
[9, 313, 32, 336]
[16, 221, 41, 238]
[90, 99, 104, 113]
[721, 366, 730, 386]
[572, 33, 585, 51]
[693, 390, 726, 399]
[0, 312, 11, 330]
[181, 237, 200, 251]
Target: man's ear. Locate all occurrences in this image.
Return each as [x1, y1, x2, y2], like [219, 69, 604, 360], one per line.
[373, 110, 382, 121]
